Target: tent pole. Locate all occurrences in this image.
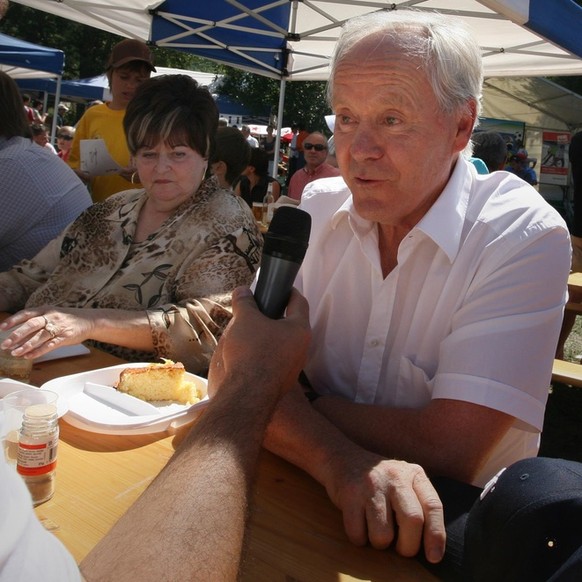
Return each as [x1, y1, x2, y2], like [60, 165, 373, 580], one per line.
[50, 75, 62, 144]
[272, 77, 287, 182]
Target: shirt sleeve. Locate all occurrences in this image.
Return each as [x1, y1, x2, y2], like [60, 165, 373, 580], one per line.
[66, 112, 90, 171]
[432, 226, 570, 432]
[0, 235, 64, 312]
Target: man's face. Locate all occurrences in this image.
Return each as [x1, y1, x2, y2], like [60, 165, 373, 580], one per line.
[303, 133, 328, 170]
[332, 33, 475, 230]
[109, 65, 151, 109]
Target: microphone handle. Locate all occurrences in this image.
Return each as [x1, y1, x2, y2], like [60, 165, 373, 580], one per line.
[254, 253, 302, 319]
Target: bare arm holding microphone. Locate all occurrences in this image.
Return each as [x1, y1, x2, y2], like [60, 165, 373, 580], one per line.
[0, 287, 311, 582]
[79, 287, 311, 581]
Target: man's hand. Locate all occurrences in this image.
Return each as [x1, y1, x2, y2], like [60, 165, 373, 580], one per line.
[325, 449, 446, 563]
[208, 287, 311, 401]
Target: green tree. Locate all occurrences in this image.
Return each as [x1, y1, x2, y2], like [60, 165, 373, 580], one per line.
[218, 68, 330, 132]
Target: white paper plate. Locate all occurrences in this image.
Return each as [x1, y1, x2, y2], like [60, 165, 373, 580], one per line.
[40, 363, 209, 435]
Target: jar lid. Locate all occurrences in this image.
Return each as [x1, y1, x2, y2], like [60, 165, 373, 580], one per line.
[24, 403, 57, 419]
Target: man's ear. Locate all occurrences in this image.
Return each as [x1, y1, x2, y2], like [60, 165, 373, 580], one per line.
[454, 99, 478, 152]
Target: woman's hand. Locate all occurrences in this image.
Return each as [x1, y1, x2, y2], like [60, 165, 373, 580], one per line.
[0, 307, 95, 359]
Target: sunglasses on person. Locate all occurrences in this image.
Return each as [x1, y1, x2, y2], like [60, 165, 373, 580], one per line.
[57, 134, 74, 140]
[304, 142, 327, 151]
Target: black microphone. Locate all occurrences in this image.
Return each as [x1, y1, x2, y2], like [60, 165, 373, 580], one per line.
[254, 206, 312, 319]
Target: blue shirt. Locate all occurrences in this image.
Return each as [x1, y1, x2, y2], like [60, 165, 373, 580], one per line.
[0, 136, 92, 271]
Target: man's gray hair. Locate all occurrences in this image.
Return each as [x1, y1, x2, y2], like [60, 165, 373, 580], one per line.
[327, 10, 483, 124]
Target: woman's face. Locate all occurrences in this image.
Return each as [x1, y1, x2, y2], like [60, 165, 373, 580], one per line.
[56, 130, 74, 152]
[135, 141, 208, 209]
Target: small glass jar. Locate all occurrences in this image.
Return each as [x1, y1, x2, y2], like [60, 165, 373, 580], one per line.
[17, 403, 59, 506]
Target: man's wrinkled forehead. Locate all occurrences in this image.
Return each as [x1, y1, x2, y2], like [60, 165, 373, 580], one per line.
[346, 26, 427, 64]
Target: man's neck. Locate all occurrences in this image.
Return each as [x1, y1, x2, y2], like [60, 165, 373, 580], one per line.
[304, 163, 323, 175]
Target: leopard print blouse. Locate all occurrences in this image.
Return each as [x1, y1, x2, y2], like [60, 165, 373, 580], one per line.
[0, 176, 263, 375]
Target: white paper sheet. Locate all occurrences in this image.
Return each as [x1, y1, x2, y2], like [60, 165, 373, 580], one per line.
[34, 344, 90, 363]
[80, 139, 123, 177]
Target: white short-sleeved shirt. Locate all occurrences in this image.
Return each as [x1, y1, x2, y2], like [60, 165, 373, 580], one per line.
[0, 420, 81, 581]
[296, 158, 571, 487]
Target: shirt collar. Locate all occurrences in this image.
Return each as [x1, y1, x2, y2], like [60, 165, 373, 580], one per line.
[414, 157, 472, 263]
[330, 156, 473, 261]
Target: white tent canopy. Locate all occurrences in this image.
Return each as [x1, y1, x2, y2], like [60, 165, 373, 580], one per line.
[79, 67, 221, 102]
[482, 77, 582, 132]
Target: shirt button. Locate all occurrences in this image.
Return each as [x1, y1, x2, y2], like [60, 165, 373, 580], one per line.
[369, 339, 380, 347]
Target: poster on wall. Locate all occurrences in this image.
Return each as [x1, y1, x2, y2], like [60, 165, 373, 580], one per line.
[540, 131, 571, 186]
[475, 117, 526, 154]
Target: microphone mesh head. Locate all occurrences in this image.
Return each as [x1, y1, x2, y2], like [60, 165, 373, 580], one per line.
[268, 206, 311, 245]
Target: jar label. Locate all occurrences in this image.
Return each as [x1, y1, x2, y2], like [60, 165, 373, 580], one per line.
[17, 437, 58, 476]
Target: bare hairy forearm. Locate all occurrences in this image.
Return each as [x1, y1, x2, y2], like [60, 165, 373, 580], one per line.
[264, 386, 366, 486]
[80, 376, 281, 582]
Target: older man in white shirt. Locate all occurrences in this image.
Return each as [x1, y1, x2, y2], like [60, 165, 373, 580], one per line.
[262, 8, 571, 568]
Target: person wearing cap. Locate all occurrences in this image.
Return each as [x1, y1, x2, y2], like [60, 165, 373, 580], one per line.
[56, 102, 69, 127]
[505, 150, 538, 186]
[67, 38, 155, 202]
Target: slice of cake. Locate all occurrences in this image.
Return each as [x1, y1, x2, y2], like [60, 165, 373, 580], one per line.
[115, 360, 200, 405]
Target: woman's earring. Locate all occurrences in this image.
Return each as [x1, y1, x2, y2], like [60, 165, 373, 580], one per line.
[131, 171, 139, 185]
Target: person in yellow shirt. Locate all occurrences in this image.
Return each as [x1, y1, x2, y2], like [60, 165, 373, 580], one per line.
[67, 39, 155, 202]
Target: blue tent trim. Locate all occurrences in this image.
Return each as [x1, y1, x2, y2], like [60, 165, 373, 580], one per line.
[151, 0, 291, 77]
[16, 76, 105, 102]
[0, 32, 64, 75]
[525, 0, 582, 60]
